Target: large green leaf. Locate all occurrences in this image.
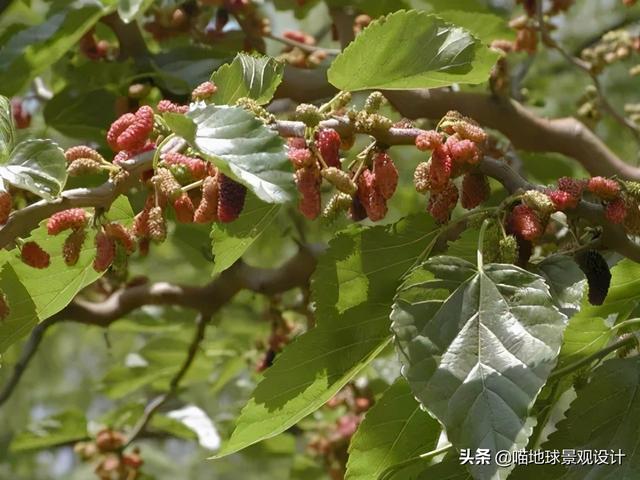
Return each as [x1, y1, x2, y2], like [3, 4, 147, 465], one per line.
[215, 215, 440, 458]
[328, 10, 499, 91]
[392, 256, 568, 480]
[0, 1, 107, 96]
[187, 104, 294, 204]
[346, 378, 441, 480]
[0, 263, 38, 353]
[211, 193, 280, 275]
[0, 140, 67, 200]
[210, 53, 285, 106]
[0, 95, 15, 161]
[10, 409, 87, 452]
[435, 11, 514, 44]
[522, 357, 640, 479]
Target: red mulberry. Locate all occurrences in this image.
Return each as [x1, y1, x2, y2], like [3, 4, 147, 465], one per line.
[446, 136, 481, 165]
[558, 177, 585, 199]
[194, 176, 219, 223]
[429, 144, 453, 191]
[21, 241, 50, 269]
[415, 130, 443, 151]
[427, 182, 459, 223]
[93, 232, 116, 272]
[157, 100, 188, 114]
[372, 151, 398, 200]
[547, 189, 579, 210]
[575, 249, 611, 305]
[315, 129, 341, 168]
[62, 228, 87, 266]
[461, 172, 490, 209]
[104, 223, 136, 254]
[357, 169, 387, 222]
[295, 166, 322, 220]
[217, 174, 247, 223]
[107, 106, 154, 152]
[192, 81, 217, 101]
[587, 176, 620, 200]
[0, 191, 11, 224]
[605, 198, 627, 224]
[173, 193, 195, 223]
[288, 147, 314, 169]
[508, 204, 543, 241]
[47, 209, 88, 235]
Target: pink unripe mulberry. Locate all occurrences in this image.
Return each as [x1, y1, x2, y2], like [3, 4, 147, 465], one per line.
[357, 169, 387, 222]
[429, 144, 453, 192]
[107, 106, 154, 152]
[194, 176, 219, 223]
[315, 129, 341, 168]
[173, 193, 195, 223]
[446, 136, 481, 165]
[157, 100, 188, 114]
[415, 130, 443, 151]
[162, 152, 208, 180]
[93, 232, 116, 272]
[295, 166, 322, 220]
[104, 223, 136, 254]
[288, 147, 314, 169]
[547, 189, 579, 210]
[192, 81, 217, 101]
[21, 241, 50, 269]
[587, 176, 620, 200]
[557, 177, 586, 199]
[63, 228, 87, 266]
[605, 198, 628, 224]
[47, 209, 88, 235]
[372, 151, 398, 200]
[427, 182, 458, 223]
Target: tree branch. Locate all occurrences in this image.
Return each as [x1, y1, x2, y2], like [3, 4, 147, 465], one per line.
[0, 246, 321, 407]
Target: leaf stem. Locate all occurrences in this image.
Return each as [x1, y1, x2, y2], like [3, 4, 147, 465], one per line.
[378, 443, 453, 480]
[611, 318, 640, 332]
[548, 335, 637, 381]
[477, 218, 491, 271]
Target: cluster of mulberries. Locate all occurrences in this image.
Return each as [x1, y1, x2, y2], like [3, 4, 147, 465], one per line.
[352, 151, 399, 222]
[160, 152, 209, 182]
[414, 111, 488, 223]
[156, 100, 188, 114]
[192, 81, 217, 101]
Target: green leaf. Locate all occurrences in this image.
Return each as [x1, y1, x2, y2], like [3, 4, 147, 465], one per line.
[0, 95, 16, 161]
[534, 255, 586, 313]
[0, 263, 38, 353]
[392, 256, 568, 480]
[211, 193, 280, 274]
[43, 88, 116, 144]
[435, 11, 515, 44]
[328, 10, 499, 91]
[0, 140, 67, 200]
[210, 53, 285, 106]
[187, 104, 294, 204]
[526, 358, 640, 479]
[346, 378, 441, 480]
[0, 1, 107, 96]
[117, 0, 154, 23]
[10, 409, 87, 452]
[215, 215, 440, 458]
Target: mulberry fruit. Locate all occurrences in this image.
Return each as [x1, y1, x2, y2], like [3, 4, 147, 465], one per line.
[148, 207, 166, 242]
[217, 174, 247, 223]
[62, 228, 86, 266]
[321, 167, 357, 195]
[508, 204, 543, 241]
[587, 176, 620, 200]
[349, 195, 368, 221]
[357, 169, 387, 221]
[151, 168, 182, 200]
[575, 249, 611, 305]
[461, 172, 490, 209]
[315, 129, 341, 168]
[415, 130, 443, 151]
[0, 190, 12, 224]
[429, 144, 453, 191]
[295, 166, 322, 220]
[372, 151, 398, 200]
[441, 111, 487, 142]
[93, 232, 116, 272]
[68, 158, 103, 176]
[522, 190, 555, 217]
[64, 146, 105, 163]
[104, 223, 136, 254]
[173, 193, 195, 223]
[21, 241, 50, 269]
[447, 136, 481, 165]
[192, 81, 217, 101]
[288, 146, 314, 169]
[547, 189, 579, 210]
[605, 197, 627, 224]
[47, 209, 88, 235]
[107, 106, 154, 152]
[162, 152, 207, 180]
[194, 176, 219, 223]
[427, 182, 459, 223]
[322, 192, 352, 220]
[557, 177, 585, 199]
[157, 99, 188, 114]
[413, 162, 431, 194]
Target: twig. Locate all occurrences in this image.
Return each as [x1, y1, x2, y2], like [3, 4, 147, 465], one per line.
[264, 33, 340, 55]
[124, 312, 209, 446]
